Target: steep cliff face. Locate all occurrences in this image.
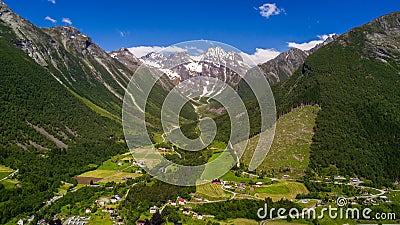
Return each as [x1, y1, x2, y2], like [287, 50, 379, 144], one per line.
[110, 48, 141, 71]
[0, 1, 138, 118]
[259, 48, 309, 83]
[259, 34, 339, 83]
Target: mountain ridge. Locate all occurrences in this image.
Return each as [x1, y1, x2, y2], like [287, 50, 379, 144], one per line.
[259, 34, 339, 83]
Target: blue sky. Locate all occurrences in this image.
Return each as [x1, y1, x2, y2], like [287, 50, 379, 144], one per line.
[3, 0, 400, 62]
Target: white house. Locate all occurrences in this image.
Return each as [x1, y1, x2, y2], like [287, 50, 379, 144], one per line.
[110, 198, 118, 204]
[223, 184, 232, 189]
[17, 219, 26, 225]
[178, 198, 186, 205]
[149, 206, 157, 214]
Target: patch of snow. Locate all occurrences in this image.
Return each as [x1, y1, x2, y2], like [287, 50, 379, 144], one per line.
[160, 69, 180, 79]
[141, 59, 162, 68]
[184, 62, 202, 73]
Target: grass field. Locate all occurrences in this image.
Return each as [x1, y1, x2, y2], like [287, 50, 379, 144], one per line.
[0, 172, 10, 180]
[241, 105, 320, 178]
[202, 151, 236, 181]
[196, 182, 228, 200]
[77, 152, 142, 184]
[220, 171, 271, 184]
[256, 184, 290, 194]
[152, 132, 164, 143]
[0, 179, 19, 189]
[0, 165, 13, 172]
[77, 169, 141, 184]
[254, 181, 308, 201]
[96, 152, 134, 171]
[99, 172, 141, 183]
[0, 165, 13, 180]
[207, 150, 225, 162]
[87, 214, 113, 225]
[97, 160, 132, 171]
[78, 170, 117, 178]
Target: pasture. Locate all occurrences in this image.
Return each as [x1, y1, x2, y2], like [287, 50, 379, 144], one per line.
[254, 181, 308, 201]
[196, 182, 228, 200]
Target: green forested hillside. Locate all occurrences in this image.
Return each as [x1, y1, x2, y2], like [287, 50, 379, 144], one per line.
[0, 13, 198, 221]
[272, 12, 400, 186]
[0, 22, 127, 222]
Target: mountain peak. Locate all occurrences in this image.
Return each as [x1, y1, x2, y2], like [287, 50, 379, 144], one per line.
[109, 48, 140, 71]
[50, 26, 82, 35]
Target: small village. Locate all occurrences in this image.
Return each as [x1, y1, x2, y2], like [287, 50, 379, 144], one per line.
[7, 151, 395, 225]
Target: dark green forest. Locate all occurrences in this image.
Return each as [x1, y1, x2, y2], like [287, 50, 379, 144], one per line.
[271, 16, 400, 186]
[0, 22, 127, 222]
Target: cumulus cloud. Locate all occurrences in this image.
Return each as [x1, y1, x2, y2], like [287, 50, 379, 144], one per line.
[44, 16, 57, 23]
[287, 33, 337, 51]
[258, 3, 284, 19]
[240, 48, 281, 66]
[128, 46, 187, 58]
[62, 18, 72, 25]
[48, 0, 56, 4]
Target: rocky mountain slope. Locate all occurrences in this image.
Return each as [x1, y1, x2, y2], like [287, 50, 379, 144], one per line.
[110, 48, 141, 71]
[139, 46, 249, 86]
[0, 0, 139, 119]
[260, 34, 339, 83]
[259, 47, 309, 83]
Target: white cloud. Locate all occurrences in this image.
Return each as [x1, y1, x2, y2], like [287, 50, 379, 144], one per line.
[44, 16, 57, 23]
[119, 31, 130, 38]
[48, 0, 56, 4]
[258, 3, 284, 19]
[184, 46, 205, 55]
[128, 46, 187, 58]
[240, 48, 281, 66]
[287, 33, 337, 51]
[62, 18, 72, 25]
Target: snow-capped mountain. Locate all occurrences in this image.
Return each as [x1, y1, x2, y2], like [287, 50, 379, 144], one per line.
[136, 46, 251, 85]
